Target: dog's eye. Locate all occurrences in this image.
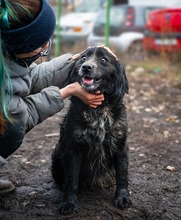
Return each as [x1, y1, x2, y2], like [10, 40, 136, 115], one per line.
[100, 58, 107, 63]
[81, 56, 87, 61]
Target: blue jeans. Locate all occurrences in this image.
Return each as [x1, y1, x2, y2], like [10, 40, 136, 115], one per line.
[0, 121, 24, 159]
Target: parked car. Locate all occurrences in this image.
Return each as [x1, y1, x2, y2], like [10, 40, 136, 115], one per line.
[143, 7, 181, 53]
[87, 3, 164, 58]
[56, 0, 105, 45]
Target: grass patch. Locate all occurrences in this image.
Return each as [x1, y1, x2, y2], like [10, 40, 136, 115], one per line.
[124, 54, 181, 82]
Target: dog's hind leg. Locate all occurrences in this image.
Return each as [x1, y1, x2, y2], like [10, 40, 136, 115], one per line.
[113, 147, 132, 209]
[58, 150, 82, 214]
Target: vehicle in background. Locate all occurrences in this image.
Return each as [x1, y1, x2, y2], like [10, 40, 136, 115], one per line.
[87, 3, 164, 59]
[56, 0, 105, 45]
[143, 7, 181, 54]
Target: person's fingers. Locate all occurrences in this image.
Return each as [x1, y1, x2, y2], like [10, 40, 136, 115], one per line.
[84, 93, 104, 108]
[90, 103, 102, 108]
[93, 97, 104, 102]
[92, 94, 104, 102]
[72, 53, 80, 60]
[99, 45, 118, 60]
[90, 105, 97, 109]
[95, 90, 101, 94]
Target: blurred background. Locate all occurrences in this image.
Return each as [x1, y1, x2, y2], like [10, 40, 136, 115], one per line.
[47, 0, 181, 64]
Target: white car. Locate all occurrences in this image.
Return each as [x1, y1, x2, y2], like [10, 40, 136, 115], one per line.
[87, 4, 164, 58]
[57, 0, 105, 44]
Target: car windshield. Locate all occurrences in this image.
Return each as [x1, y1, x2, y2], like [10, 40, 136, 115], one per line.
[145, 7, 162, 20]
[74, 0, 101, 13]
[135, 6, 164, 26]
[96, 7, 127, 26]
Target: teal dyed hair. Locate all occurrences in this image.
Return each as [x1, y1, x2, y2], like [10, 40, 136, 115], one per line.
[0, 0, 41, 133]
[0, 0, 14, 123]
[0, 38, 12, 122]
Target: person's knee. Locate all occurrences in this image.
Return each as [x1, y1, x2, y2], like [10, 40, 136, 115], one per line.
[0, 121, 25, 158]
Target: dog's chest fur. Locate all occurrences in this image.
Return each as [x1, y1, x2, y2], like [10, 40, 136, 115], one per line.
[77, 106, 114, 144]
[65, 101, 124, 148]
[79, 108, 124, 148]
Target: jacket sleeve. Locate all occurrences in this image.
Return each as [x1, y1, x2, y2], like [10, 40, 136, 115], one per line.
[9, 53, 75, 132]
[9, 86, 64, 132]
[30, 53, 74, 94]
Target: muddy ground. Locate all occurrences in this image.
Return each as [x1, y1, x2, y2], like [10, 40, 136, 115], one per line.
[0, 57, 181, 220]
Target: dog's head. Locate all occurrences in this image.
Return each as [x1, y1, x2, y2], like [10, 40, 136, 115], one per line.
[67, 47, 129, 97]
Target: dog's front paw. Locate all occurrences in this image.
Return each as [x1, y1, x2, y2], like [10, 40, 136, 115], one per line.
[114, 189, 132, 209]
[58, 201, 77, 214]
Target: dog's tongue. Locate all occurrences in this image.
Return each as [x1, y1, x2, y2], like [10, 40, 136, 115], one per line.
[82, 77, 93, 85]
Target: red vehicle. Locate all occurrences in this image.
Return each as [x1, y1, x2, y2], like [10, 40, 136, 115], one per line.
[143, 8, 181, 53]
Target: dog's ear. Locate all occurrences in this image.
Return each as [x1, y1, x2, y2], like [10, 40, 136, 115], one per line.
[117, 63, 129, 95]
[108, 62, 129, 97]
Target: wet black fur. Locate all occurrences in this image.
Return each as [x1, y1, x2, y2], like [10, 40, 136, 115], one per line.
[51, 47, 132, 214]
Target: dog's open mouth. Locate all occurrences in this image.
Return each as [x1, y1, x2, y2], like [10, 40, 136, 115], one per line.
[82, 76, 102, 86]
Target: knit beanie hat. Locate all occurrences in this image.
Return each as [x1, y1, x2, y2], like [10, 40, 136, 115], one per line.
[1, 0, 56, 54]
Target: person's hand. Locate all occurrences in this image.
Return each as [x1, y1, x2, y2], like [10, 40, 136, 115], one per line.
[60, 82, 104, 108]
[100, 45, 118, 60]
[72, 53, 80, 60]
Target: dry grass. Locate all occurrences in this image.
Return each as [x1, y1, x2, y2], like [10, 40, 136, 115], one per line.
[124, 54, 181, 82]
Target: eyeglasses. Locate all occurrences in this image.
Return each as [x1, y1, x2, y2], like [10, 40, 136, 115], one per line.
[39, 39, 52, 57]
[15, 39, 52, 66]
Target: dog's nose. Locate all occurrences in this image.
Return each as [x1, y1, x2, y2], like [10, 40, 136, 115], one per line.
[82, 63, 93, 72]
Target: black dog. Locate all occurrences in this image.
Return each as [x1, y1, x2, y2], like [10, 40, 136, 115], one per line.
[51, 47, 132, 214]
